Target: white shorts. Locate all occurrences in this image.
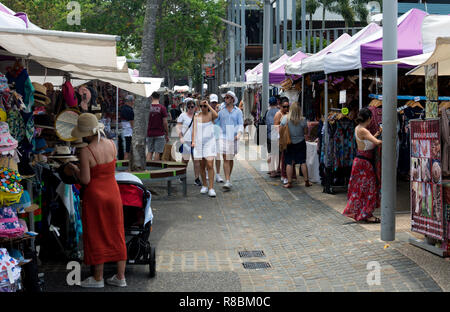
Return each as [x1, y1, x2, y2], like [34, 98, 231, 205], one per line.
[194, 138, 216, 159]
[220, 139, 238, 156]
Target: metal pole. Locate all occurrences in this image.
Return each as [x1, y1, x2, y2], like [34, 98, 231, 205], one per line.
[116, 86, 119, 152]
[292, 0, 296, 52]
[359, 68, 363, 109]
[270, 2, 274, 58]
[241, 0, 246, 81]
[381, 0, 398, 242]
[276, 0, 280, 56]
[301, 0, 306, 53]
[236, 0, 241, 82]
[283, 0, 288, 53]
[262, 0, 271, 115]
[324, 75, 329, 167]
[301, 75, 304, 113]
[230, 0, 236, 91]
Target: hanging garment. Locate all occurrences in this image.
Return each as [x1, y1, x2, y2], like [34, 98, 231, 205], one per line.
[368, 106, 382, 136]
[82, 148, 127, 265]
[343, 149, 380, 221]
[332, 118, 356, 171]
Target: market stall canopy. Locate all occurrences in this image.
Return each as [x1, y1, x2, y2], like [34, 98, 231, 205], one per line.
[254, 54, 289, 84]
[369, 37, 450, 76]
[246, 62, 270, 84]
[269, 50, 308, 85]
[324, 22, 381, 74]
[422, 14, 450, 54]
[360, 8, 427, 68]
[219, 81, 254, 89]
[0, 2, 40, 30]
[285, 33, 352, 75]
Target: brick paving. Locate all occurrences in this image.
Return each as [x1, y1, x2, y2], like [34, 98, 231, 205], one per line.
[40, 145, 444, 292]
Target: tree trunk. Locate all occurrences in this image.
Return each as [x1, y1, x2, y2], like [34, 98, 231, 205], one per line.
[131, 0, 163, 171]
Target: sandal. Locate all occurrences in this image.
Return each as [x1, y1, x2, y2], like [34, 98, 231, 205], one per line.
[364, 217, 381, 224]
[283, 183, 293, 189]
[305, 180, 312, 187]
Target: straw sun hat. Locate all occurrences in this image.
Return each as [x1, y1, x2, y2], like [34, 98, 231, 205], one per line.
[71, 113, 105, 141]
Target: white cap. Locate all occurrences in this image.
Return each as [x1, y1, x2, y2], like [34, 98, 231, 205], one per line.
[209, 94, 219, 103]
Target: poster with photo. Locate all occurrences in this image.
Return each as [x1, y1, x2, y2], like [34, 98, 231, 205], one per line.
[410, 119, 445, 240]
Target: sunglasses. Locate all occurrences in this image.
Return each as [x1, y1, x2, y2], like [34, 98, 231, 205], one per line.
[225, 96, 232, 99]
[200, 105, 208, 108]
[282, 106, 289, 109]
[188, 105, 195, 109]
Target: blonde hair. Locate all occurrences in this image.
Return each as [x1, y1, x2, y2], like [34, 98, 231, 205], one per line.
[287, 102, 303, 125]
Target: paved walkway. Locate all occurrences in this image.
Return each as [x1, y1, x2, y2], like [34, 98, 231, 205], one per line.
[42, 148, 447, 292]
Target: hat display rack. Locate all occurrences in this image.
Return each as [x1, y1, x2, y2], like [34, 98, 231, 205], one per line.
[0, 51, 140, 291]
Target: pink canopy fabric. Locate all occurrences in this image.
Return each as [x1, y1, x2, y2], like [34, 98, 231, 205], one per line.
[361, 8, 427, 68]
[270, 51, 308, 84]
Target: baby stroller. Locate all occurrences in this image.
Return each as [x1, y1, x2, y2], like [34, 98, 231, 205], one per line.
[115, 172, 156, 278]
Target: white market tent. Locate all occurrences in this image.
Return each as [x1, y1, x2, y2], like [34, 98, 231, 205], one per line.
[0, 2, 163, 97]
[285, 33, 352, 76]
[323, 23, 382, 74]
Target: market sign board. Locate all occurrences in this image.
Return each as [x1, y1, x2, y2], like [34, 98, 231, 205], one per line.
[410, 119, 445, 240]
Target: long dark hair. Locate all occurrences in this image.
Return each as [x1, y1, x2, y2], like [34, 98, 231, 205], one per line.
[356, 107, 373, 125]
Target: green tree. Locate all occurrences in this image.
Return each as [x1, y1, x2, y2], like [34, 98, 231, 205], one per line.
[351, 0, 370, 26]
[332, 0, 355, 29]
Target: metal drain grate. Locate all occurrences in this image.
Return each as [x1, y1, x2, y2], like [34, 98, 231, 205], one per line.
[242, 262, 271, 270]
[238, 250, 265, 258]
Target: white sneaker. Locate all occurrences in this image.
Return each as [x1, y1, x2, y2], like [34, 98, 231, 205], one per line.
[106, 275, 127, 287]
[201, 186, 209, 194]
[216, 174, 224, 183]
[80, 276, 104, 288]
[282, 178, 289, 185]
[223, 181, 232, 191]
[208, 189, 217, 197]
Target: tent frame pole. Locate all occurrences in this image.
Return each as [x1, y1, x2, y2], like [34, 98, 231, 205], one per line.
[359, 68, 363, 109]
[324, 74, 328, 167]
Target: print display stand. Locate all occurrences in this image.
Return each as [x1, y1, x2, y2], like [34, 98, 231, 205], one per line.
[409, 120, 449, 258]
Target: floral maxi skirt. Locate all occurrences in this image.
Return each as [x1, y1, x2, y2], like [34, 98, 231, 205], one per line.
[342, 151, 380, 221]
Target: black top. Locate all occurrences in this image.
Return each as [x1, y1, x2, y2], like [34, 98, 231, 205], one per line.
[120, 104, 134, 121]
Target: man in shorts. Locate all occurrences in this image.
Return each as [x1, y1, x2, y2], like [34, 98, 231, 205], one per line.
[146, 92, 169, 161]
[215, 91, 244, 191]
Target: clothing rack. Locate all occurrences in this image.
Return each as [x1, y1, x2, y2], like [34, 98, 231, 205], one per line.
[369, 94, 450, 101]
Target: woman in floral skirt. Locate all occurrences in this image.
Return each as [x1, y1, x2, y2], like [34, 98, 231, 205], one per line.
[343, 108, 382, 223]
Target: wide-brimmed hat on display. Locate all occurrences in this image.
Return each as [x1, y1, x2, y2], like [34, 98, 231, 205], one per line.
[32, 82, 51, 106]
[71, 113, 105, 141]
[71, 138, 88, 148]
[222, 91, 238, 105]
[0, 165, 23, 206]
[0, 122, 18, 153]
[34, 113, 55, 130]
[48, 146, 78, 162]
[55, 109, 80, 142]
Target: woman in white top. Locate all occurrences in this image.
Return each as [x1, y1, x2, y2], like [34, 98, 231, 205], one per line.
[192, 99, 219, 197]
[343, 107, 383, 223]
[177, 100, 201, 183]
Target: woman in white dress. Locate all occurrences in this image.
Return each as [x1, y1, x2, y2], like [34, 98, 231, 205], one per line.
[192, 99, 219, 197]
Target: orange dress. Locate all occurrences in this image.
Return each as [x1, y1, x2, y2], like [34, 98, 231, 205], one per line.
[82, 148, 127, 265]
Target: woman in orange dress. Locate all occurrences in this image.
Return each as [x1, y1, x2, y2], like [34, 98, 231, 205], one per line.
[69, 113, 127, 288]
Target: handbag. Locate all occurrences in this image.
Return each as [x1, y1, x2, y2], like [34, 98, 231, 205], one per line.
[178, 116, 194, 153]
[279, 122, 291, 151]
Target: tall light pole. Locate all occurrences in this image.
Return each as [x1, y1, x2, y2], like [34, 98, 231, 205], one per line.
[262, 0, 271, 114]
[229, 0, 236, 92]
[283, 0, 287, 53]
[381, 0, 398, 242]
[292, 0, 296, 51]
[241, 0, 246, 81]
[301, 0, 306, 52]
[276, 0, 280, 57]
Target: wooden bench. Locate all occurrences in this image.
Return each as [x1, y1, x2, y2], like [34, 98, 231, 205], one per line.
[116, 160, 188, 197]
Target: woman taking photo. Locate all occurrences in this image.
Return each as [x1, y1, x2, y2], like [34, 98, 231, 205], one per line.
[343, 107, 382, 223]
[69, 113, 127, 288]
[192, 99, 219, 197]
[177, 100, 201, 185]
[280, 101, 310, 189]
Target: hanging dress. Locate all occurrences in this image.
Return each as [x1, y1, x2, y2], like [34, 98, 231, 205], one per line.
[82, 144, 127, 265]
[342, 129, 380, 221]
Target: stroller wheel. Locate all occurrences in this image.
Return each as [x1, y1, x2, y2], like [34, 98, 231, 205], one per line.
[149, 247, 156, 278]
